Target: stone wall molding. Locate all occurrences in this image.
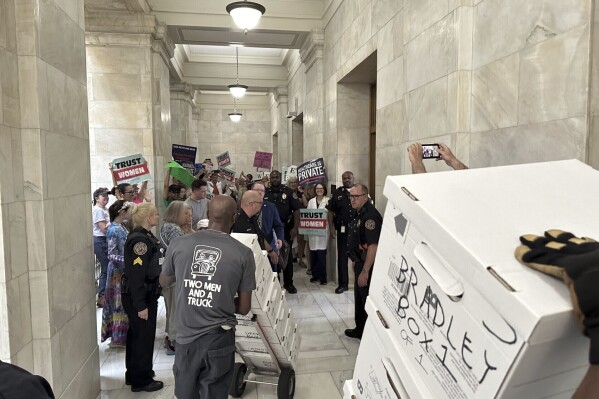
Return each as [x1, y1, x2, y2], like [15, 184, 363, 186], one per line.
[170, 83, 197, 107]
[300, 29, 324, 72]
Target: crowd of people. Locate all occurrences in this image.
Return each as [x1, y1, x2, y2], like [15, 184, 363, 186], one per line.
[84, 143, 599, 397]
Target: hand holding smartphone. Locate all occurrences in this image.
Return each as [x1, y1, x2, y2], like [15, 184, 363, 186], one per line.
[422, 144, 440, 159]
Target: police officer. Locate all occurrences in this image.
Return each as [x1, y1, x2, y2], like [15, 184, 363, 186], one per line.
[345, 183, 382, 339]
[122, 203, 164, 392]
[264, 170, 301, 293]
[326, 171, 356, 294]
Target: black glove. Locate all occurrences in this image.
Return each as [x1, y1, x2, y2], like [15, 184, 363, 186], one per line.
[515, 229, 599, 364]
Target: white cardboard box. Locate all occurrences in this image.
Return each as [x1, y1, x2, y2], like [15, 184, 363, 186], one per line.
[366, 160, 594, 398]
[343, 379, 356, 399]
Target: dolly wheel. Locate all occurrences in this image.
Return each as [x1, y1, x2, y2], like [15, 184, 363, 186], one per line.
[277, 368, 295, 399]
[228, 362, 247, 397]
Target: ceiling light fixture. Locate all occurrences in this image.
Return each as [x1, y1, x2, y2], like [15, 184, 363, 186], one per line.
[226, 0, 266, 33]
[228, 98, 242, 123]
[228, 46, 248, 98]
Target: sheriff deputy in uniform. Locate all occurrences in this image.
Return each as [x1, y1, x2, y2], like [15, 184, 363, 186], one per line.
[122, 203, 164, 392]
[345, 183, 382, 339]
[264, 170, 301, 294]
[326, 170, 356, 294]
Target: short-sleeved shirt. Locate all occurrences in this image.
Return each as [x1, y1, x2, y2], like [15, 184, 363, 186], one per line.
[185, 197, 209, 229]
[264, 186, 301, 235]
[326, 186, 355, 231]
[347, 201, 382, 261]
[92, 206, 109, 237]
[162, 230, 256, 344]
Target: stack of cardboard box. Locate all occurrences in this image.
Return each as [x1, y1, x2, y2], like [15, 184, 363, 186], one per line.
[347, 160, 595, 398]
[232, 233, 301, 372]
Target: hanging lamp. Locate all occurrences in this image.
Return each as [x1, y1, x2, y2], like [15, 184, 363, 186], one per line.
[228, 98, 242, 123]
[228, 46, 248, 98]
[226, 0, 266, 32]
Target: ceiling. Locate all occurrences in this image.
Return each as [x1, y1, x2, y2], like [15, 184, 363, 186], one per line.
[86, 0, 332, 93]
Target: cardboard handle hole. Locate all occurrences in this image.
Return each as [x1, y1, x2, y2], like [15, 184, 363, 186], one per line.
[414, 242, 464, 301]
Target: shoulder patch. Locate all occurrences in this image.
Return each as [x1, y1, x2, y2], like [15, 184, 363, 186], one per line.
[133, 242, 147, 255]
[292, 192, 298, 199]
[365, 219, 376, 230]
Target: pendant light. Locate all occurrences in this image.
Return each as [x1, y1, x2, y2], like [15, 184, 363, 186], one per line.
[228, 98, 242, 123]
[228, 46, 248, 98]
[226, 1, 266, 32]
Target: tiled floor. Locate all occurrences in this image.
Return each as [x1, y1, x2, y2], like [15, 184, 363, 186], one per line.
[97, 262, 358, 398]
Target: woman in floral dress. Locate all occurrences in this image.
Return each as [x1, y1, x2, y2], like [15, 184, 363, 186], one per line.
[101, 200, 134, 347]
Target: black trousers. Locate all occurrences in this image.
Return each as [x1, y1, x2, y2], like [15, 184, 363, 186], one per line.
[353, 260, 372, 334]
[282, 238, 294, 285]
[173, 329, 235, 399]
[310, 249, 327, 283]
[122, 292, 159, 388]
[336, 232, 349, 288]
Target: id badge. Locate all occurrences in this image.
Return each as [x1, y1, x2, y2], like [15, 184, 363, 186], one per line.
[341, 226, 346, 233]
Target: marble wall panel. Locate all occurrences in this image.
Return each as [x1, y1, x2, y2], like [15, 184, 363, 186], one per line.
[93, 128, 145, 156]
[89, 101, 151, 129]
[32, 334, 61, 392]
[0, 46, 20, 128]
[60, 345, 100, 399]
[473, 0, 590, 69]
[472, 53, 519, 132]
[0, 0, 17, 54]
[18, 56, 49, 131]
[447, 70, 472, 133]
[50, 248, 95, 335]
[38, 0, 85, 83]
[47, 65, 88, 138]
[589, 116, 599, 169]
[404, 0, 449, 44]
[45, 134, 90, 199]
[469, 117, 586, 168]
[376, 100, 407, 148]
[337, 100, 369, 130]
[8, 201, 27, 279]
[86, 46, 149, 75]
[372, 0, 403, 34]
[0, 282, 8, 359]
[58, 301, 97, 394]
[0, 124, 16, 204]
[92, 74, 141, 102]
[376, 56, 404, 109]
[407, 77, 448, 140]
[392, 10, 405, 59]
[4, 273, 32, 357]
[52, 193, 92, 265]
[337, 153, 370, 186]
[405, 12, 457, 92]
[29, 270, 53, 339]
[377, 19, 395, 71]
[518, 26, 589, 124]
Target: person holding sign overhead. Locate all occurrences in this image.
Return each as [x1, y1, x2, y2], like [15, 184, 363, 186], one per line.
[307, 183, 330, 285]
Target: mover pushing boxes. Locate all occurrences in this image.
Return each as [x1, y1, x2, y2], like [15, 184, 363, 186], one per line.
[356, 160, 596, 398]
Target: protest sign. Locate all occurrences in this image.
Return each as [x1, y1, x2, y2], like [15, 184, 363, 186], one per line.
[253, 151, 272, 169]
[296, 158, 326, 187]
[220, 166, 236, 182]
[217, 151, 231, 167]
[172, 144, 197, 173]
[111, 154, 151, 185]
[282, 165, 297, 183]
[299, 209, 328, 236]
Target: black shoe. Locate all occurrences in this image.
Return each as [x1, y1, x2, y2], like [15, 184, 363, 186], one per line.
[310, 277, 318, 283]
[126, 371, 155, 385]
[320, 281, 327, 285]
[131, 380, 163, 392]
[344, 328, 362, 339]
[284, 284, 297, 294]
[335, 286, 347, 294]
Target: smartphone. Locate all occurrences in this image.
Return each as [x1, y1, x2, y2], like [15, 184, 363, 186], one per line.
[422, 144, 440, 159]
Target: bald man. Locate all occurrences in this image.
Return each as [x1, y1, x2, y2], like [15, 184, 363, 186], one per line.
[232, 191, 279, 265]
[160, 195, 256, 399]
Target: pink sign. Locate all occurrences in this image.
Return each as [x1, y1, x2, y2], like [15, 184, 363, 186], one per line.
[253, 151, 273, 169]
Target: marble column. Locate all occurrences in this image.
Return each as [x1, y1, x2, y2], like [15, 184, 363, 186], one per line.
[300, 30, 325, 162]
[272, 86, 290, 168]
[0, 0, 100, 398]
[86, 9, 174, 207]
[170, 83, 196, 148]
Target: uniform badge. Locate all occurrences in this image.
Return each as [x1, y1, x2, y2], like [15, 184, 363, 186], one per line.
[292, 192, 298, 199]
[282, 193, 287, 200]
[133, 242, 147, 255]
[133, 257, 143, 266]
[365, 219, 376, 230]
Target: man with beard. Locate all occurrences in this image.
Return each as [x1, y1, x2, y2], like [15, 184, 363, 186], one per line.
[326, 171, 356, 293]
[264, 170, 301, 293]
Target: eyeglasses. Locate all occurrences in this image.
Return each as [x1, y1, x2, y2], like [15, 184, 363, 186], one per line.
[349, 194, 366, 200]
